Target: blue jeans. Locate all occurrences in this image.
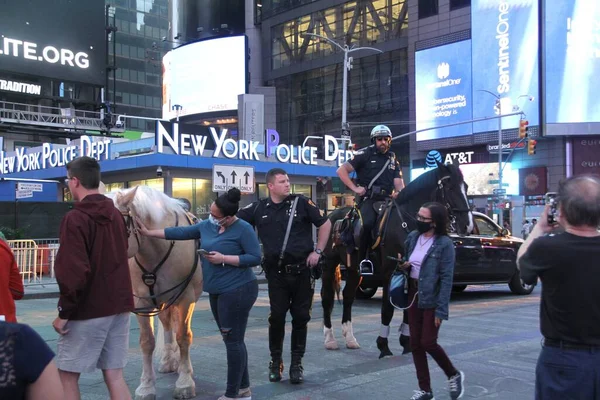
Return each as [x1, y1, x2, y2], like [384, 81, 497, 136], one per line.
[536, 343, 600, 399]
[209, 279, 259, 397]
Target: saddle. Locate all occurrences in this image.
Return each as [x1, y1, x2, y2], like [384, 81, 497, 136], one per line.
[332, 200, 394, 252]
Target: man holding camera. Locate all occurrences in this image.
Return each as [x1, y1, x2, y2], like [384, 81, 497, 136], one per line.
[517, 175, 600, 399]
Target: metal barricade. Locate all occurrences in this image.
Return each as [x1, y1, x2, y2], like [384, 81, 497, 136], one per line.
[7, 238, 60, 285]
[8, 240, 39, 284]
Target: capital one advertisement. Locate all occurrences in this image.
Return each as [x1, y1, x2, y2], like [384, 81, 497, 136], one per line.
[415, 40, 473, 141]
[0, 0, 106, 86]
[545, 1, 600, 133]
[471, 0, 539, 133]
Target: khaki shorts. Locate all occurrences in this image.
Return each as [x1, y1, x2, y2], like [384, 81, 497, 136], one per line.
[56, 313, 130, 373]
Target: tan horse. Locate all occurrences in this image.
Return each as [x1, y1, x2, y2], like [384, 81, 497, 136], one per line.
[112, 186, 203, 400]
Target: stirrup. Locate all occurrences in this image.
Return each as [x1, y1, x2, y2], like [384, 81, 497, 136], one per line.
[359, 259, 374, 276]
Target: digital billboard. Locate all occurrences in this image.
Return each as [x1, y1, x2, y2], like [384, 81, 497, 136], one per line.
[162, 36, 247, 120]
[471, 0, 539, 133]
[545, 1, 600, 135]
[0, 0, 106, 86]
[415, 40, 473, 141]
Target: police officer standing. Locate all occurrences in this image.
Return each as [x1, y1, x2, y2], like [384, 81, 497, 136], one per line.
[237, 168, 331, 384]
[337, 124, 405, 269]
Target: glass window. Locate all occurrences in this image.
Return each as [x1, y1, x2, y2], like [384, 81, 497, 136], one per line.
[194, 179, 214, 219]
[419, 0, 438, 18]
[450, 0, 470, 10]
[129, 178, 164, 192]
[105, 182, 125, 193]
[474, 216, 499, 237]
[292, 184, 312, 198]
[173, 178, 193, 206]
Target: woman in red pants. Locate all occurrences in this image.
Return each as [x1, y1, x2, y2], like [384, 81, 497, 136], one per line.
[401, 202, 464, 400]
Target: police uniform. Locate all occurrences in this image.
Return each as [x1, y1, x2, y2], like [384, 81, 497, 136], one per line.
[237, 194, 327, 382]
[349, 148, 402, 260]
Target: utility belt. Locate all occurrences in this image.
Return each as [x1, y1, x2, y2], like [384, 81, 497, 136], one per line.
[275, 263, 307, 275]
[543, 338, 600, 352]
[365, 185, 392, 200]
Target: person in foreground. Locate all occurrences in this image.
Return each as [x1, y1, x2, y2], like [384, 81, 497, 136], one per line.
[53, 156, 134, 400]
[0, 236, 24, 322]
[0, 321, 64, 399]
[401, 202, 464, 400]
[138, 188, 262, 400]
[517, 175, 600, 399]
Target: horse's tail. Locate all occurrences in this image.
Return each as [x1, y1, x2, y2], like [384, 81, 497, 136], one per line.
[334, 264, 342, 303]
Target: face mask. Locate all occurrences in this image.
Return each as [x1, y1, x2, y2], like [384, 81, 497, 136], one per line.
[209, 215, 225, 227]
[416, 220, 433, 234]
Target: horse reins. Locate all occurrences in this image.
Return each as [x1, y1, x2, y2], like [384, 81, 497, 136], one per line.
[121, 210, 200, 317]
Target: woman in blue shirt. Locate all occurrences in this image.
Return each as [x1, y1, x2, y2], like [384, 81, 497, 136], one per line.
[137, 188, 261, 400]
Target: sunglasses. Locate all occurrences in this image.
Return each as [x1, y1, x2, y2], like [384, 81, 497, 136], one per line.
[376, 137, 389, 142]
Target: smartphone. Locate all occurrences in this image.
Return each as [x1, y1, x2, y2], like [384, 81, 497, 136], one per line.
[197, 249, 212, 256]
[545, 192, 558, 225]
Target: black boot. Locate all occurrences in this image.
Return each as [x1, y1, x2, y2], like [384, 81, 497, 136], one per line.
[376, 336, 393, 359]
[289, 357, 304, 384]
[400, 334, 412, 355]
[290, 327, 307, 384]
[269, 359, 284, 382]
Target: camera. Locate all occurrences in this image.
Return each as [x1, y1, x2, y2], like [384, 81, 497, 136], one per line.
[156, 166, 163, 177]
[545, 192, 558, 225]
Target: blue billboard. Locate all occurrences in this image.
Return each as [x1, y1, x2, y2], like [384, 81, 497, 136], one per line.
[415, 40, 473, 141]
[545, 1, 600, 132]
[471, 0, 539, 133]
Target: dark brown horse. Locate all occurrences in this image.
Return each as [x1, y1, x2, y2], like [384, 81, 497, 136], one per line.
[321, 162, 473, 358]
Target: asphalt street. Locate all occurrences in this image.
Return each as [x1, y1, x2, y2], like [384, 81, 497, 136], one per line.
[16, 282, 542, 400]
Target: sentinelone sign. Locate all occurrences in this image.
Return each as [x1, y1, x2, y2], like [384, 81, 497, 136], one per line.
[156, 121, 354, 166]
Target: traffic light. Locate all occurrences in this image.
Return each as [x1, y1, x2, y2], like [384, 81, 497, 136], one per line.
[527, 139, 537, 155]
[519, 119, 529, 139]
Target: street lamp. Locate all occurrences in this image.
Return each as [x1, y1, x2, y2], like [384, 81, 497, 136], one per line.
[172, 104, 183, 122]
[303, 32, 382, 139]
[477, 90, 534, 227]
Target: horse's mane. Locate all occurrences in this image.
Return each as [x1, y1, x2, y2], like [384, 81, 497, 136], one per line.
[123, 186, 185, 224]
[396, 163, 465, 205]
[396, 167, 438, 204]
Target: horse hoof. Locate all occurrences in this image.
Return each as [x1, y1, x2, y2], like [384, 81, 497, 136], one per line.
[324, 327, 339, 350]
[400, 334, 412, 355]
[342, 322, 360, 349]
[376, 336, 393, 359]
[135, 395, 156, 400]
[173, 386, 196, 399]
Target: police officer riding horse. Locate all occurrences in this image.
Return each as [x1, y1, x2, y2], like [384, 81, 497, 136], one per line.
[336, 125, 405, 272]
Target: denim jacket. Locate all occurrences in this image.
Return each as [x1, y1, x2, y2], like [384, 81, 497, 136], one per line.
[404, 230, 456, 320]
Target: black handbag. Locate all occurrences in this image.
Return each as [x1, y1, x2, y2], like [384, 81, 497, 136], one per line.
[389, 270, 416, 310]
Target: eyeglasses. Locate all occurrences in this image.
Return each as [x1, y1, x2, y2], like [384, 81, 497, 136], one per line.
[416, 214, 433, 222]
[375, 137, 389, 142]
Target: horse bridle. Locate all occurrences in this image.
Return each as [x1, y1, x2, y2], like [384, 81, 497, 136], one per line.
[435, 175, 471, 229]
[119, 209, 199, 317]
[121, 209, 140, 248]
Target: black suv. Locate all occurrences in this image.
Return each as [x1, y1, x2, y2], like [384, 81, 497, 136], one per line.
[348, 211, 536, 299]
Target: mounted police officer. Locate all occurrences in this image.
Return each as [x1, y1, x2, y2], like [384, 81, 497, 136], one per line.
[237, 168, 331, 384]
[336, 124, 405, 271]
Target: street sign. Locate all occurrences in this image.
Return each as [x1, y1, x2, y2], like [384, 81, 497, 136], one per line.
[487, 180, 509, 187]
[16, 190, 33, 199]
[493, 188, 507, 195]
[17, 182, 43, 192]
[212, 164, 255, 194]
